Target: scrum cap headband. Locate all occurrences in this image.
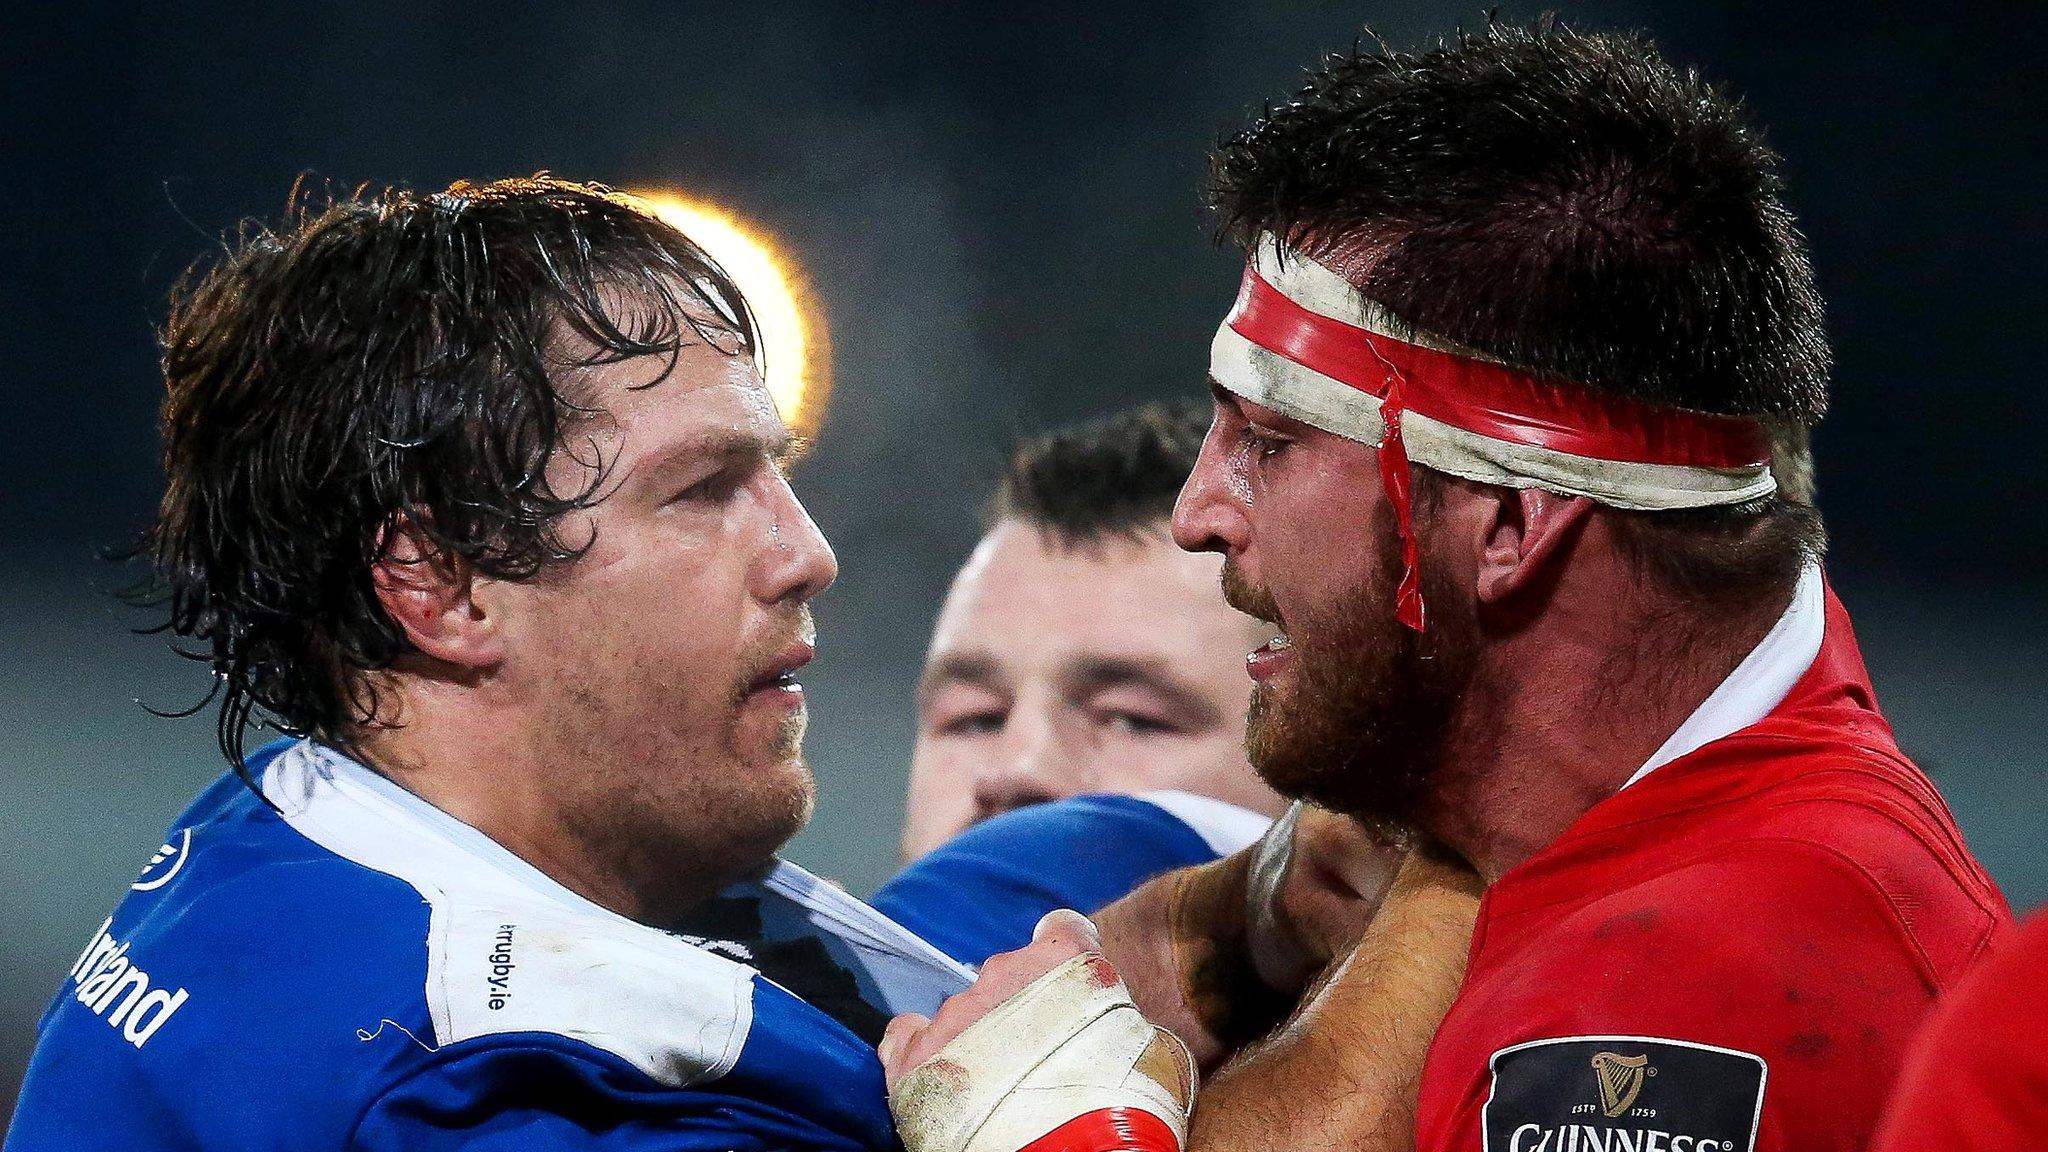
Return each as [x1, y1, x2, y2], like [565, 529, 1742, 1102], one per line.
[1209, 235, 1775, 630]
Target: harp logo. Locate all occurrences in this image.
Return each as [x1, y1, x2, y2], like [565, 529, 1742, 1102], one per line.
[1591, 1051, 1653, 1117]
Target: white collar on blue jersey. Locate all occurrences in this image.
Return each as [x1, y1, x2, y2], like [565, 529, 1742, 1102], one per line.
[1618, 561, 1826, 792]
[293, 741, 627, 914]
[270, 742, 971, 1014]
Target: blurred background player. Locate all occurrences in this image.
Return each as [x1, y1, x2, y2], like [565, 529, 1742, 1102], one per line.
[879, 403, 1282, 964]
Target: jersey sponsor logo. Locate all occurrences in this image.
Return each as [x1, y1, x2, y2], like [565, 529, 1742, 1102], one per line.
[1482, 1035, 1766, 1152]
[65, 917, 191, 1048]
[131, 828, 191, 891]
[486, 924, 516, 1010]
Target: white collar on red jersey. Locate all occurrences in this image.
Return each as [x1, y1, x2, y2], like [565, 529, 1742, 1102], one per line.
[1620, 562, 1826, 791]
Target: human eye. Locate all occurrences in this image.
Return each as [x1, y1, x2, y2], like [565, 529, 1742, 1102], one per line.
[943, 711, 1006, 737]
[1239, 423, 1293, 459]
[1101, 710, 1178, 737]
[1089, 691, 1183, 737]
[664, 462, 748, 507]
[920, 682, 1009, 738]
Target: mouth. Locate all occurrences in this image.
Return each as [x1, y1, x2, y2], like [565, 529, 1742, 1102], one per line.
[1246, 632, 1293, 683]
[744, 641, 816, 705]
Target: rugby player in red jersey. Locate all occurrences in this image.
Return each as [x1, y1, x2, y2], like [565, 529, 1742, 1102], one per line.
[877, 22, 2010, 1152]
[1868, 910, 2048, 1152]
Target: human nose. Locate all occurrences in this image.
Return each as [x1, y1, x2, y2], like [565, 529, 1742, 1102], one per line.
[755, 474, 838, 607]
[1172, 409, 1249, 557]
[971, 695, 1072, 817]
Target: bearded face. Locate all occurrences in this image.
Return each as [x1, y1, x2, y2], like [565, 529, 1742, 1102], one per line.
[1222, 528, 1476, 838]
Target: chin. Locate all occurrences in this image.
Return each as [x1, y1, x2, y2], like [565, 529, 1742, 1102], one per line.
[718, 773, 813, 878]
[744, 745, 817, 843]
[769, 754, 817, 832]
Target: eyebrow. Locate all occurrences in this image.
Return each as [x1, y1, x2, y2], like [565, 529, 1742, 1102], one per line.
[917, 652, 1005, 710]
[630, 425, 796, 490]
[1060, 656, 1224, 728]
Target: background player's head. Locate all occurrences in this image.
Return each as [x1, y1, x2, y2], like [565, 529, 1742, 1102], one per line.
[147, 176, 836, 918]
[903, 402, 1282, 861]
[1173, 22, 1829, 835]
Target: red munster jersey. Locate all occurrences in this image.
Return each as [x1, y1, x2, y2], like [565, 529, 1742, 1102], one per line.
[1868, 908, 2048, 1152]
[1414, 580, 2010, 1152]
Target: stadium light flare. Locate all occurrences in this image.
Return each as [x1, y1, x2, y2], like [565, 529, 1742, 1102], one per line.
[626, 190, 829, 434]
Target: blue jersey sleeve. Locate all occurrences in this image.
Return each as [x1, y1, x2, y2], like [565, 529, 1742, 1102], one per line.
[871, 794, 1221, 967]
[351, 1037, 870, 1152]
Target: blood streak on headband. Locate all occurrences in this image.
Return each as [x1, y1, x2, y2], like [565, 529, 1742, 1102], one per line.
[1209, 235, 1775, 631]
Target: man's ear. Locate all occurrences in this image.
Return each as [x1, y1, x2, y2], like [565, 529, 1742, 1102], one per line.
[1474, 487, 1594, 608]
[370, 518, 505, 670]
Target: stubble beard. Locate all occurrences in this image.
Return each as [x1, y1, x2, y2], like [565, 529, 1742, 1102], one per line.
[554, 612, 819, 923]
[1225, 553, 1475, 842]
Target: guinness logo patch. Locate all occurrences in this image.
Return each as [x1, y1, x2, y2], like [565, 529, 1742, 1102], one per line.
[1482, 1035, 1766, 1152]
[1591, 1051, 1651, 1117]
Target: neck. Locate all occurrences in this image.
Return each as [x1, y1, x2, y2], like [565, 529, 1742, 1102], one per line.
[1424, 573, 1796, 885]
[346, 673, 733, 925]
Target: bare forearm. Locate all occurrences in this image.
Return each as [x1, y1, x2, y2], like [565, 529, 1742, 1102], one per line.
[1093, 850, 1292, 1069]
[1187, 849, 1483, 1152]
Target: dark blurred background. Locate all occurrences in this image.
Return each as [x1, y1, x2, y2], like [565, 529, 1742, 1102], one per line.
[4, 0, 2043, 1115]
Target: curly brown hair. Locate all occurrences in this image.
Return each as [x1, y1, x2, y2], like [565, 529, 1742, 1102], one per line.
[140, 175, 755, 771]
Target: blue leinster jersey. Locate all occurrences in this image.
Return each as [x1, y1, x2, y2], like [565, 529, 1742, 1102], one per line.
[873, 791, 1271, 967]
[6, 740, 973, 1152]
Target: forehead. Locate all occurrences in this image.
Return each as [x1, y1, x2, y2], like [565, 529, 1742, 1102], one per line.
[560, 326, 781, 462]
[930, 521, 1258, 667]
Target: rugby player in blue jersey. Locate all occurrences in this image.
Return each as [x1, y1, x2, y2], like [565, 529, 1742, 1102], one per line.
[8, 177, 993, 1152]
[11, 174, 1384, 1152]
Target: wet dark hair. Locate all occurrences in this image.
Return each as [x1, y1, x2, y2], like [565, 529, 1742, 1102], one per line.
[1213, 19, 1827, 599]
[141, 175, 755, 769]
[1212, 18, 1827, 422]
[988, 400, 1210, 546]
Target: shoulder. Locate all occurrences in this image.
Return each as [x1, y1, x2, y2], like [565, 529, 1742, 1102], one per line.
[1494, 832, 1983, 1010]
[1442, 842, 1963, 1152]
[12, 748, 771, 1151]
[872, 793, 1268, 966]
[133, 759, 758, 1086]
[1711, 747, 2010, 983]
[1481, 838, 1939, 1003]
[11, 770, 444, 1149]
[1576, 738, 2007, 988]
[1130, 790, 1274, 856]
[896, 790, 1266, 883]
[1426, 847, 1900, 1152]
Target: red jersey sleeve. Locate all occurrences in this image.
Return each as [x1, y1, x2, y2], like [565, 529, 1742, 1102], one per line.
[1869, 909, 2048, 1152]
[1419, 841, 1946, 1152]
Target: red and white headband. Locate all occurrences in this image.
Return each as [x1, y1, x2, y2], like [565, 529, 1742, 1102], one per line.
[1209, 235, 1776, 630]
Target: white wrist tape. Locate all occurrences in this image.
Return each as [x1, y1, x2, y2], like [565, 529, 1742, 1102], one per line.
[1244, 800, 1316, 991]
[890, 953, 1196, 1152]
